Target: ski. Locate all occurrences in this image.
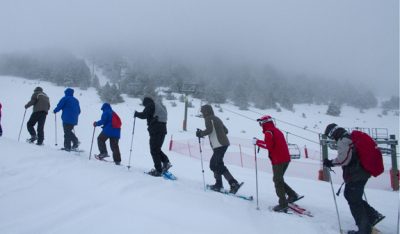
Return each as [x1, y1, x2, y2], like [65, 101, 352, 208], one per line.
[205, 183, 253, 201]
[288, 203, 313, 217]
[60, 148, 84, 153]
[143, 171, 177, 181]
[163, 171, 177, 180]
[94, 154, 113, 163]
[268, 206, 295, 215]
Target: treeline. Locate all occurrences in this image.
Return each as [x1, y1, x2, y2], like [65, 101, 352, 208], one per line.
[0, 50, 91, 89]
[90, 53, 380, 111]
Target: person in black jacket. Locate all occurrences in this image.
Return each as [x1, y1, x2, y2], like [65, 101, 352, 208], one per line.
[25, 87, 50, 145]
[134, 97, 171, 177]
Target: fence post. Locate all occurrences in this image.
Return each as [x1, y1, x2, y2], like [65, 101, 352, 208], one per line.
[319, 134, 330, 182]
[187, 141, 192, 157]
[169, 134, 173, 151]
[239, 144, 243, 168]
[389, 134, 399, 191]
[304, 145, 308, 158]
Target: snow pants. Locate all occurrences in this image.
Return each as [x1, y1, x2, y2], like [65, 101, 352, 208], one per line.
[272, 162, 297, 206]
[27, 111, 47, 143]
[63, 124, 79, 150]
[97, 132, 121, 163]
[344, 179, 379, 234]
[149, 131, 170, 173]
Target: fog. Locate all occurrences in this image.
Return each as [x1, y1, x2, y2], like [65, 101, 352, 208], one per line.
[0, 0, 398, 96]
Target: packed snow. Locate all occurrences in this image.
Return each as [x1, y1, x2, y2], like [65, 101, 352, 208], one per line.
[0, 76, 398, 234]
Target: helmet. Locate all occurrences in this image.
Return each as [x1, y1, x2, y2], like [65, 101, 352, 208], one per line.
[257, 115, 273, 126]
[324, 123, 338, 139]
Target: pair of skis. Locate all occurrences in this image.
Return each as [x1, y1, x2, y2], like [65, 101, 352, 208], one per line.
[205, 183, 253, 201]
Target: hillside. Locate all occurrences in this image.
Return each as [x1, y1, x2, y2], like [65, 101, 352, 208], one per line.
[0, 76, 398, 234]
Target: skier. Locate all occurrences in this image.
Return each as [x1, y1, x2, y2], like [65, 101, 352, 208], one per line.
[253, 115, 300, 212]
[134, 97, 172, 177]
[93, 103, 122, 165]
[0, 102, 2, 137]
[53, 88, 81, 151]
[196, 104, 241, 194]
[323, 123, 384, 234]
[25, 87, 50, 145]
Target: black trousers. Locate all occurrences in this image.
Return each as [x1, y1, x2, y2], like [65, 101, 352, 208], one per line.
[272, 162, 297, 205]
[27, 111, 47, 143]
[344, 179, 378, 234]
[149, 132, 169, 172]
[97, 132, 121, 163]
[63, 124, 79, 149]
[0, 116, 2, 136]
[209, 146, 229, 175]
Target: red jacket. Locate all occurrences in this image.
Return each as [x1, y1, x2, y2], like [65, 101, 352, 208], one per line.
[256, 122, 290, 165]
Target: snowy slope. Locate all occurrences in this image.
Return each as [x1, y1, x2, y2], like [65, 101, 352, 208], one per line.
[0, 76, 398, 234]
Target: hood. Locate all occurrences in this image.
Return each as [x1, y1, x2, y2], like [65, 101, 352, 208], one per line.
[262, 121, 275, 132]
[142, 97, 154, 107]
[64, 88, 74, 96]
[101, 103, 112, 111]
[34, 86, 43, 92]
[200, 104, 214, 118]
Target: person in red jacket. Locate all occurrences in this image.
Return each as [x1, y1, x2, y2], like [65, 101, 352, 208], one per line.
[253, 115, 299, 212]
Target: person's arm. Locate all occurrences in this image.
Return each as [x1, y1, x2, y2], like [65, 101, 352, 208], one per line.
[198, 117, 213, 137]
[256, 131, 273, 149]
[135, 105, 154, 119]
[25, 93, 37, 109]
[332, 139, 353, 166]
[53, 97, 65, 113]
[95, 112, 109, 127]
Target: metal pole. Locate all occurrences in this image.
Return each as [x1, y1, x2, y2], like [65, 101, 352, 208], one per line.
[18, 109, 27, 142]
[327, 167, 343, 234]
[198, 137, 206, 191]
[183, 94, 188, 131]
[88, 127, 96, 160]
[390, 135, 399, 191]
[254, 145, 260, 210]
[54, 114, 58, 146]
[321, 134, 330, 182]
[127, 117, 136, 170]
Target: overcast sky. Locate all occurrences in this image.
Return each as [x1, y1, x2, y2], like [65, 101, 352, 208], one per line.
[0, 0, 398, 96]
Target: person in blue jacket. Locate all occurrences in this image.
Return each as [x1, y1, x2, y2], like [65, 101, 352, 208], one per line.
[53, 88, 81, 151]
[93, 103, 121, 165]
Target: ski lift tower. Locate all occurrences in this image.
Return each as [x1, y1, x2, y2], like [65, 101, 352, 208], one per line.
[181, 83, 196, 131]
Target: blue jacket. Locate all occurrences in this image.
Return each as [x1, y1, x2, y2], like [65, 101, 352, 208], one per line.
[95, 103, 121, 139]
[53, 88, 81, 125]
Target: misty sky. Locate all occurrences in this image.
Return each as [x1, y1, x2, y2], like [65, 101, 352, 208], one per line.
[0, 0, 398, 96]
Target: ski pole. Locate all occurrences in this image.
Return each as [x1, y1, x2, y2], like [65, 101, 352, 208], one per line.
[89, 126, 96, 160]
[127, 117, 136, 170]
[326, 167, 343, 234]
[54, 113, 58, 146]
[198, 136, 206, 191]
[18, 109, 27, 142]
[254, 145, 260, 210]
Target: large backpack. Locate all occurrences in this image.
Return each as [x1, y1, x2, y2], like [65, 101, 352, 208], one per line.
[111, 112, 122, 129]
[154, 101, 167, 123]
[350, 130, 384, 177]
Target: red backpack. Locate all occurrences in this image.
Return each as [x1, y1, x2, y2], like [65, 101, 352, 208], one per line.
[111, 112, 122, 129]
[350, 130, 384, 177]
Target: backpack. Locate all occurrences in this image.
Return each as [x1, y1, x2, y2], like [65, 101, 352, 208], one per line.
[111, 112, 122, 129]
[350, 130, 384, 177]
[154, 101, 167, 123]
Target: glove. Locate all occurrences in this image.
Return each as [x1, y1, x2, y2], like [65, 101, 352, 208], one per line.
[252, 137, 258, 145]
[53, 110, 57, 114]
[196, 129, 202, 138]
[323, 158, 334, 168]
[134, 111, 138, 118]
[24, 104, 28, 109]
[93, 121, 97, 127]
